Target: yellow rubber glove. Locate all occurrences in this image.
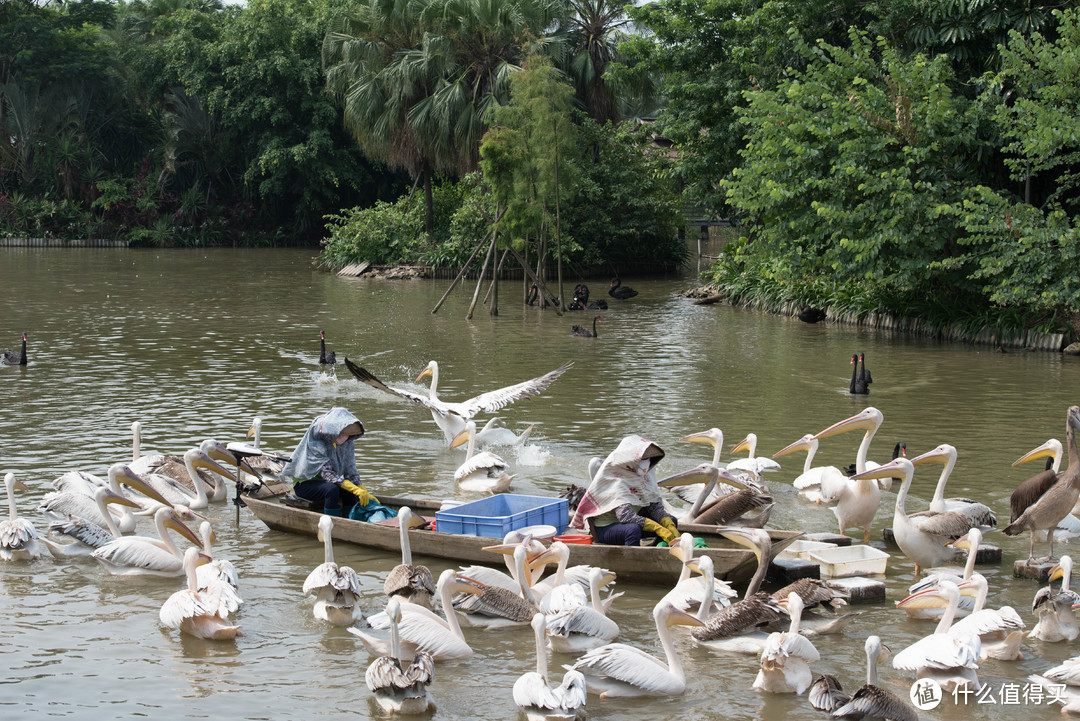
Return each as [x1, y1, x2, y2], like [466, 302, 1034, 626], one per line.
[660, 516, 679, 535]
[643, 518, 678, 544]
[341, 480, 378, 507]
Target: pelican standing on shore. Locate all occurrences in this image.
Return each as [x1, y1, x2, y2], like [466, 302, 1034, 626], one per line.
[1005, 406, 1080, 562]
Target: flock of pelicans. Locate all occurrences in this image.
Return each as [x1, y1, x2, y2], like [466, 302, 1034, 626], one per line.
[4, 340, 1080, 718]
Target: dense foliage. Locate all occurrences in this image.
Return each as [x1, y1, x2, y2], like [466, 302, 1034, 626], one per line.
[627, 0, 1080, 339]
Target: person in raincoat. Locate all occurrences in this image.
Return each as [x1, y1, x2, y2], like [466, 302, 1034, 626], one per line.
[568, 435, 680, 546]
[280, 407, 376, 516]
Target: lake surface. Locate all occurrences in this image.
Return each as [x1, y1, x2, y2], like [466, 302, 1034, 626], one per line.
[1, 247, 1078, 720]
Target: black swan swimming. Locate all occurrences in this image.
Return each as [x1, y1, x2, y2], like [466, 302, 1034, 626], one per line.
[797, 306, 826, 323]
[608, 278, 638, 300]
[571, 316, 601, 337]
[2, 332, 27, 366]
[858, 352, 872, 389]
[319, 330, 336, 366]
[849, 354, 869, 394]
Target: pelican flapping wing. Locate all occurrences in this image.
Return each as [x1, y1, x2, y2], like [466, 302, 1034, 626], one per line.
[344, 360, 449, 416]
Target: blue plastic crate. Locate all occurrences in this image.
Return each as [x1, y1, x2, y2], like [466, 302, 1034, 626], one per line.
[435, 494, 569, 538]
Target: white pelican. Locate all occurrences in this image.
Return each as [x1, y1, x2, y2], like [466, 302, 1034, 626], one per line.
[91, 506, 203, 576]
[545, 567, 620, 653]
[516, 613, 587, 720]
[817, 636, 918, 721]
[243, 417, 288, 480]
[768, 579, 861, 637]
[811, 408, 891, 542]
[384, 507, 436, 609]
[1028, 657, 1080, 714]
[813, 406, 888, 479]
[753, 592, 820, 694]
[1, 473, 39, 561]
[458, 531, 548, 594]
[1030, 555, 1080, 642]
[892, 580, 981, 693]
[901, 527, 981, 619]
[195, 521, 242, 613]
[454, 544, 538, 628]
[449, 420, 515, 493]
[135, 448, 238, 511]
[41, 487, 142, 557]
[1006, 406, 1080, 561]
[303, 514, 363, 627]
[851, 458, 971, 574]
[772, 433, 846, 504]
[728, 432, 781, 485]
[40, 463, 171, 534]
[474, 416, 534, 448]
[951, 574, 1025, 660]
[344, 357, 571, 445]
[159, 547, 242, 641]
[365, 599, 434, 715]
[571, 600, 704, 698]
[659, 428, 738, 509]
[659, 535, 736, 617]
[690, 528, 786, 653]
[351, 569, 475, 662]
[909, 444, 996, 529]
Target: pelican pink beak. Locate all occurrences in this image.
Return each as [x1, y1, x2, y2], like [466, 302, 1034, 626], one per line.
[911, 445, 952, 466]
[773, 434, 815, 458]
[813, 408, 881, 440]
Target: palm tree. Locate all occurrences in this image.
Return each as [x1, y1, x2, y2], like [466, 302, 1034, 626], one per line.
[563, 0, 630, 123]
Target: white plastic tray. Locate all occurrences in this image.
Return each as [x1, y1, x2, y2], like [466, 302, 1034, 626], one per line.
[808, 544, 889, 577]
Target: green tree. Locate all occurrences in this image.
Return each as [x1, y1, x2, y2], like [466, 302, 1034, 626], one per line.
[481, 55, 579, 303]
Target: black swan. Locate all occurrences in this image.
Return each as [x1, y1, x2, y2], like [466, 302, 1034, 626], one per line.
[526, 284, 540, 306]
[858, 353, 872, 389]
[2, 332, 27, 366]
[608, 278, 638, 300]
[797, 306, 826, 323]
[319, 330, 336, 366]
[571, 316, 601, 337]
[849, 354, 869, 394]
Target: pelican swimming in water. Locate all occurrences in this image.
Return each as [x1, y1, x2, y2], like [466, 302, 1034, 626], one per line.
[1, 473, 40, 561]
[728, 433, 781, 486]
[450, 420, 515, 494]
[473, 417, 534, 448]
[352, 569, 476, 662]
[813, 635, 918, 721]
[658, 535, 736, 617]
[753, 592, 820, 694]
[1005, 406, 1080, 562]
[303, 515, 363, 627]
[40, 463, 171, 534]
[91, 506, 203, 576]
[454, 544, 538, 628]
[516, 613, 587, 720]
[195, 521, 242, 613]
[902, 527, 982, 620]
[772, 433, 847, 504]
[134, 447, 238, 511]
[851, 458, 971, 575]
[243, 417, 289, 480]
[159, 547, 242, 641]
[41, 486, 142, 557]
[384, 507, 436, 609]
[544, 566, 621, 653]
[892, 580, 981, 693]
[365, 598, 434, 715]
[1030, 555, 1080, 643]
[572, 599, 704, 698]
[909, 444, 996, 530]
[690, 528, 786, 653]
[344, 357, 571, 445]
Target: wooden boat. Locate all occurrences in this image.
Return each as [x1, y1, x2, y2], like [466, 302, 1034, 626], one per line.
[243, 487, 810, 586]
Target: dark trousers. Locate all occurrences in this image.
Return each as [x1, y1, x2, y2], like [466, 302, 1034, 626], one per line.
[593, 522, 644, 546]
[294, 480, 356, 512]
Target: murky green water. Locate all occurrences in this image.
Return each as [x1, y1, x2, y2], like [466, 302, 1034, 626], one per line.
[1, 247, 1078, 720]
